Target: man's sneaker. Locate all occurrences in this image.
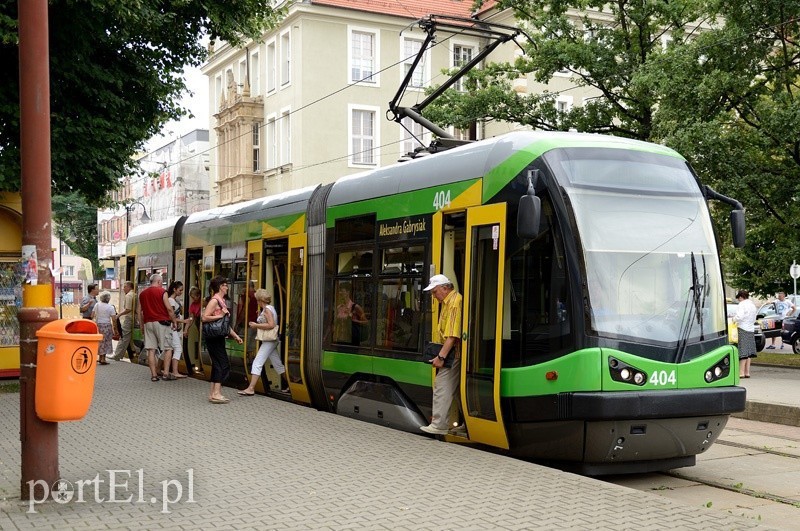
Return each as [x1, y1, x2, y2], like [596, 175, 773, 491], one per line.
[449, 424, 467, 437]
[766, 345, 776, 349]
[420, 424, 449, 435]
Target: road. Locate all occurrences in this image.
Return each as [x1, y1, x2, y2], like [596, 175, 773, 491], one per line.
[607, 416, 800, 529]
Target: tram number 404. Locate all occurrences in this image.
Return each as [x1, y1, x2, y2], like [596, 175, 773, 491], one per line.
[649, 370, 677, 386]
[433, 190, 451, 210]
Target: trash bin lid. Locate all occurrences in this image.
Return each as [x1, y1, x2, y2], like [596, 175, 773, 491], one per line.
[36, 318, 103, 340]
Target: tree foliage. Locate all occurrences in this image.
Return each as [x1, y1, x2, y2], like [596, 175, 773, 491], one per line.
[0, 0, 283, 204]
[52, 192, 102, 278]
[427, 0, 799, 297]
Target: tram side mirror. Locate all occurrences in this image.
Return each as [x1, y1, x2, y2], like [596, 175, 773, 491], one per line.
[517, 195, 541, 240]
[730, 210, 745, 248]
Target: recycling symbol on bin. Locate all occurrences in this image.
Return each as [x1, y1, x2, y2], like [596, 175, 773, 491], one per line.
[71, 347, 93, 374]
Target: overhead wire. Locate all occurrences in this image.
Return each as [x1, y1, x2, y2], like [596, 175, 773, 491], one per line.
[127, 9, 800, 220]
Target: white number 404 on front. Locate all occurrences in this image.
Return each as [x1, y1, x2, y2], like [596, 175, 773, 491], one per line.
[433, 190, 451, 210]
[649, 370, 677, 386]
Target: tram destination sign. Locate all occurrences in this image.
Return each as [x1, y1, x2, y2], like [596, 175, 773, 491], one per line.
[378, 215, 430, 242]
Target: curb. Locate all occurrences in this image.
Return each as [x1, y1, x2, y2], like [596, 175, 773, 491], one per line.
[734, 400, 800, 427]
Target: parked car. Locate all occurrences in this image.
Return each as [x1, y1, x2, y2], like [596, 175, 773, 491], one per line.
[726, 303, 765, 352]
[780, 312, 800, 354]
[756, 303, 800, 347]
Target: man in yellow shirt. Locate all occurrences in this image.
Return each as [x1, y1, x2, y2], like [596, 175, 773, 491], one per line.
[420, 274, 464, 435]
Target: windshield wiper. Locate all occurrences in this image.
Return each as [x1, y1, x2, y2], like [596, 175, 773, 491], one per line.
[677, 252, 704, 363]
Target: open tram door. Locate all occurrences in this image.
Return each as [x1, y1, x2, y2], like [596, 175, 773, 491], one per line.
[286, 233, 310, 404]
[461, 204, 509, 449]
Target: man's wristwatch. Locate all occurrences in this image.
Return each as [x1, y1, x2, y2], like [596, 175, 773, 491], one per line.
[437, 355, 447, 362]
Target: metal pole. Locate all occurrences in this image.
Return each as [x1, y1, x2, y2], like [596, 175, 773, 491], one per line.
[18, 0, 59, 500]
[59, 240, 62, 318]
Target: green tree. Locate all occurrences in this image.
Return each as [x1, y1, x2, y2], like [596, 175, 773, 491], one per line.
[52, 192, 102, 278]
[426, 0, 708, 138]
[653, 0, 800, 297]
[0, 0, 283, 202]
[426, 0, 799, 298]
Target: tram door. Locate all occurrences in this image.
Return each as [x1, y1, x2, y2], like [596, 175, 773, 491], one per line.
[174, 249, 188, 373]
[245, 240, 261, 382]
[462, 204, 509, 449]
[286, 233, 310, 404]
[185, 249, 205, 377]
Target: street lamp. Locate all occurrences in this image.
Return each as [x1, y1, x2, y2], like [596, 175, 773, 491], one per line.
[125, 201, 150, 239]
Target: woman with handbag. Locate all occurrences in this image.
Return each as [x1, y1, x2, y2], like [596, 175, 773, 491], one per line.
[239, 289, 289, 395]
[92, 291, 117, 366]
[202, 275, 243, 403]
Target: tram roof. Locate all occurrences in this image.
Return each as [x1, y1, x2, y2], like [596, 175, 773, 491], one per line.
[182, 185, 318, 230]
[327, 131, 683, 207]
[127, 216, 184, 246]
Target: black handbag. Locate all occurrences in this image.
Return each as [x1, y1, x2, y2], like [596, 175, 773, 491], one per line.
[423, 342, 455, 368]
[203, 313, 230, 339]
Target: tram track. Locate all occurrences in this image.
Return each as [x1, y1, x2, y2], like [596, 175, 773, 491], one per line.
[665, 436, 800, 508]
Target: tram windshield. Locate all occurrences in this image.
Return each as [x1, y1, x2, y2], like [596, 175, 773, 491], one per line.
[549, 148, 726, 345]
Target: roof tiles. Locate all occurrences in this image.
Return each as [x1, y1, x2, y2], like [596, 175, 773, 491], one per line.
[312, 0, 475, 20]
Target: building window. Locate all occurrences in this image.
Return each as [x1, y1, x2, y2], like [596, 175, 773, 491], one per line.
[60, 242, 73, 256]
[453, 45, 474, 92]
[280, 31, 291, 86]
[252, 123, 261, 172]
[267, 40, 276, 92]
[266, 116, 277, 169]
[63, 265, 75, 277]
[402, 37, 425, 88]
[215, 74, 223, 109]
[250, 51, 260, 96]
[349, 28, 378, 84]
[280, 109, 291, 165]
[238, 59, 247, 93]
[555, 95, 573, 113]
[350, 105, 379, 166]
[401, 117, 428, 155]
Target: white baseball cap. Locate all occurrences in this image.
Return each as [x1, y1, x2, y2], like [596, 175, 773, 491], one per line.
[423, 274, 451, 292]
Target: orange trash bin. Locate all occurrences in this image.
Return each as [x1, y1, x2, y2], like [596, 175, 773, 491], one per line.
[35, 319, 103, 421]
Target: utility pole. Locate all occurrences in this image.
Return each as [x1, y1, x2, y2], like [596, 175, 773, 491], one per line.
[18, 0, 59, 499]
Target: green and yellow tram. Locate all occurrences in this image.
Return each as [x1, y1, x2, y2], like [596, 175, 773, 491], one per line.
[127, 131, 746, 474]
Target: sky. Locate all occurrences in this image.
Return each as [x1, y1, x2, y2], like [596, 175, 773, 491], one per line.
[144, 64, 209, 152]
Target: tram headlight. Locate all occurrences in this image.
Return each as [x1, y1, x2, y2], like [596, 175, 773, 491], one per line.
[704, 355, 732, 383]
[608, 357, 647, 386]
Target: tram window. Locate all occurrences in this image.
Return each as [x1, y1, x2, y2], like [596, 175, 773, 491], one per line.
[375, 245, 424, 351]
[381, 245, 423, 274]
[333, 279, 372, 347]
[336, 250, 373, 275]
[504, 197, 573, 367]
[223, 261, 249, 332]
[136, 269, 147, 290]
[335, 215, 375, 244]
[376, 278, 422, 351]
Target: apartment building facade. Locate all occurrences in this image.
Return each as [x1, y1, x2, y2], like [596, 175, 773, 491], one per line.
[203, 0, 487, 206]
[203, 1, 620, 207]
[97, 129, 211, 281]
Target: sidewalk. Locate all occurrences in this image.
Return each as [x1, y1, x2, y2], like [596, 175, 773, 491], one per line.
[0, 361, 775, 530]
[736, 365, 800, 426]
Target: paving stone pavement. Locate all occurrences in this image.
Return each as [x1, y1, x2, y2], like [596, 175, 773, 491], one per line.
[0, 362, 771, 530]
